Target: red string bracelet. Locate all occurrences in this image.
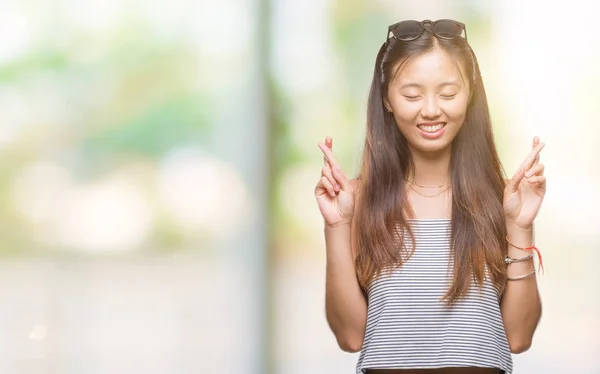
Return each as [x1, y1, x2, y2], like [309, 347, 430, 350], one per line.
[505, 236, 544, 275]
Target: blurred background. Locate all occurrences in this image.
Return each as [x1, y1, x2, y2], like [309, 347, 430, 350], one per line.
[0, 0, 598, 373]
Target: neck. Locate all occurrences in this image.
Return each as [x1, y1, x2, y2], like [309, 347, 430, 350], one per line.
[407, 146, 452, 186]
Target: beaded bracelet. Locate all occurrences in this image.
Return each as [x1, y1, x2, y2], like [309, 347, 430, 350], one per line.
[506, 235, 544, 274]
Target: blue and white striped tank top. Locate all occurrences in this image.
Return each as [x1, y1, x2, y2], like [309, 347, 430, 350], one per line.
[356, 219, 513, 373]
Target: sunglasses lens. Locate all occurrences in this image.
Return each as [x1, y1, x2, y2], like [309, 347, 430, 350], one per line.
[432, 20, 463, 39]
[392, 21, 422, 40]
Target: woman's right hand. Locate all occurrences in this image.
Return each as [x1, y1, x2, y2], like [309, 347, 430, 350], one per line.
[314, 136, 357, 228]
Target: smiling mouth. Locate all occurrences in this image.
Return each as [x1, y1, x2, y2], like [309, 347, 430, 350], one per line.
[417, 123, 446, 133]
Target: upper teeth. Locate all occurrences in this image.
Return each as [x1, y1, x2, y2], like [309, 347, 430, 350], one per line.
[418, 123, 445, 132]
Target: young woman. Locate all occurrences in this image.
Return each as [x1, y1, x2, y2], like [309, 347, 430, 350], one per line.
[314, 20, 545, 374]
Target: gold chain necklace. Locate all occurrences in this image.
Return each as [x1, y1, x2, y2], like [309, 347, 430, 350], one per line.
[407, 180, 449, 188]
[408, 183, 451, 198]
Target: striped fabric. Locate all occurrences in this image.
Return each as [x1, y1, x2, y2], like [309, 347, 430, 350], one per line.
[356, 219, 513, 373]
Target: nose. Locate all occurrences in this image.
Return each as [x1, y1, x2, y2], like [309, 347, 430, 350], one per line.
[420, 95, 441, 119]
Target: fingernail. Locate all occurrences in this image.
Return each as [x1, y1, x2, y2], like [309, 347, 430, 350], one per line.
[335, 184, 340, 190]
[525, 170, 532, 177]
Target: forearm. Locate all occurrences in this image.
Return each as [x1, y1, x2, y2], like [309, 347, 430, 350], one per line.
[500, 223, 542, 353]
[324, 223, 367, 352]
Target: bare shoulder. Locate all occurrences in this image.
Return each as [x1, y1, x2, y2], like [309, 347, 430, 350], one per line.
[349, 178, 362, 195]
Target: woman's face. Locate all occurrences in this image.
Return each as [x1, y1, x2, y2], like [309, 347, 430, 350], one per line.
[385, 47, 470, 154]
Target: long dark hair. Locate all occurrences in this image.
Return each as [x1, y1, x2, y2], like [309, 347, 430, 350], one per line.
[352, 27, 508, 304]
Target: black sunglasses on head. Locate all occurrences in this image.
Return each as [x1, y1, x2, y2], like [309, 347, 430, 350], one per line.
[387, 19, 467, 43]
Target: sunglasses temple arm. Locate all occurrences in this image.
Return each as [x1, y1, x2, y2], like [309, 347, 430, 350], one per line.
[464, 28, 468, 42]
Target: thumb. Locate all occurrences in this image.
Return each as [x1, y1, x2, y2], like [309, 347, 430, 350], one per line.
[506, 168, 525, 194]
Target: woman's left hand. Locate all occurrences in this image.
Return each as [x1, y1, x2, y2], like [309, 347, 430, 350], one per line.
[504, 136, 547, 229]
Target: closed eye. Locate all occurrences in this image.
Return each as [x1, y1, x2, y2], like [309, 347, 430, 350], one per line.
[440, 94, 457, 100]
[404, 95, 420, 101]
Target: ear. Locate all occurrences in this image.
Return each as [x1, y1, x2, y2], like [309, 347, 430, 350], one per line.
[383, 98, 393, 113]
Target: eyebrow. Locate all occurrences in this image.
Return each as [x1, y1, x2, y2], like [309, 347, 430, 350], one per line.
[400, 82, 460, 89]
